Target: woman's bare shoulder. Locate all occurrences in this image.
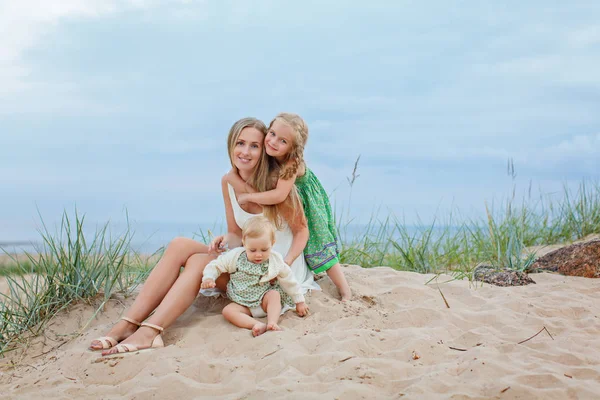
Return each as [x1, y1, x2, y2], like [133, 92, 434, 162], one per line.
[221, 173, 230, 185]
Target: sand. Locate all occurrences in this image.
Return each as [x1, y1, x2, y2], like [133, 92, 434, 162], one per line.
[1, 265, 599, 399]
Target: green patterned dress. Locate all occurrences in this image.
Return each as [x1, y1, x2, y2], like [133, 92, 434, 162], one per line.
[296, 168, 342, 274]
[227, 251, 295, 309]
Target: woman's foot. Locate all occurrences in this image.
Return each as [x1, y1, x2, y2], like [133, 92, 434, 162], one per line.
[89, 318, 140, 350]
[267, 323, 282, 332]
[252, 322, 268, 337]
[101, 325, 160, 356]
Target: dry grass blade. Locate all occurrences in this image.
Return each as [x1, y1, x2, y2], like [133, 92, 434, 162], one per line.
[517, 326, 554, 345]
[437, 285, 450, 309]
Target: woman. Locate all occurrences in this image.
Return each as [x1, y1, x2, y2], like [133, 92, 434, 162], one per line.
[93, 117, 318, 355]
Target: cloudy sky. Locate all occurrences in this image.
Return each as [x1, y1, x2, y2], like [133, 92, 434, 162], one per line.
[1, 1, 599, 242]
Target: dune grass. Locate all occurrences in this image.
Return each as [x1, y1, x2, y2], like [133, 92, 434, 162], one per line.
[337, 180, 600, 277]
[1, 170, 598, 356]
[0, 211, 152, 355]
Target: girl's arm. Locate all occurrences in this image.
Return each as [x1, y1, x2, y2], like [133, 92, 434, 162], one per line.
[225, 169, 257, 195]
[241, 172, 296, 206]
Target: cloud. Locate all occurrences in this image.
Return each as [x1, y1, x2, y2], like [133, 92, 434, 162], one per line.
[531, 133, 600, 168]
[139, 137, 223, 155]
[1, 1, 599, 228]
[568, 25, 600, 47]
[0, 1, 208, 100]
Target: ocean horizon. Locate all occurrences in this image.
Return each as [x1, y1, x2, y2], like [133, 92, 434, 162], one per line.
[0, 218, 456, 255]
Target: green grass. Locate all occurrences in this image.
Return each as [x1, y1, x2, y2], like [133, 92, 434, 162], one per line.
[338, 180, 600, 277]
[0, 259, 39, 277]
[0, 210, 152, 355]
[1, 174, 599, 356]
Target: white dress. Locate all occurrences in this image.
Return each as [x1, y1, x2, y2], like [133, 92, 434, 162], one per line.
[227, 184, 320, 293]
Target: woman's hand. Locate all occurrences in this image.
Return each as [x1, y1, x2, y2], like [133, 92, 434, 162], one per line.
[295, 302, 309, 317]
[208, 235, 228, 254]
[201, 279, 216, 289]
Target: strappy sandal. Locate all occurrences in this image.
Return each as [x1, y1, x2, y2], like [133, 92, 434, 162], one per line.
[103, 322, 165, 356]
[89, 316, 141, 350]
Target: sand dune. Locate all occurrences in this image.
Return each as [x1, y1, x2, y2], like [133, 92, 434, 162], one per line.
[1, 265, 599, 399]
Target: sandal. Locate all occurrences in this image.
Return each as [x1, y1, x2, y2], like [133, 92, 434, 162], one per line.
[103, 322, 165, 356]
[89, 316, 141, 350]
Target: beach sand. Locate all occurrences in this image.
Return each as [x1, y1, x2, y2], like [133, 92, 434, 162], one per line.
[1, 265, 599, 399]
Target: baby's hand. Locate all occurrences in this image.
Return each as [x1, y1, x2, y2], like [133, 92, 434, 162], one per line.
[238, 193, 251, 205]
[295, 302, 309, 317]
[201, 279, 216, 289]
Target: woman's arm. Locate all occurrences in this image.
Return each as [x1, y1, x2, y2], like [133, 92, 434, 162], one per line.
[276, 262, 306, 303]
[281, 201, 308, 266]
[221, 175, 243, 249]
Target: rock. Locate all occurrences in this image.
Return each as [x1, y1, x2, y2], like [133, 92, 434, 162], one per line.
[473, 263, 536, 287]
[528, 239, 600, 278]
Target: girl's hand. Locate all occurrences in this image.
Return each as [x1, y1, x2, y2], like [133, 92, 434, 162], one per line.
[208, 235, 228, 254]
[201, 279, 216, 289]
[238, 193, 251, 206]
[295, 302, 309, 317]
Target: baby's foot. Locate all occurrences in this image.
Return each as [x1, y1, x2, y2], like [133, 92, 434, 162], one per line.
[252, 322, 268, 337]
[267, 323, 282, 332]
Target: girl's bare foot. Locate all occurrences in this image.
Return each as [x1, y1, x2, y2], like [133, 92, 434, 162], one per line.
[326, 264, 351, 302]
[101, 326, 158, 356]
[89, 319, 139, 350]
[252, 322, 268, 337]
[340, 288, 352, 302]
[267, 323, 282, 331]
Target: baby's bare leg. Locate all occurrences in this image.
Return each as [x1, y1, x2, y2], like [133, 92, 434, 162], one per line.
[222, 302, 267, 337]
[262, 290, 282, 331]
[326, 263, 351, 301]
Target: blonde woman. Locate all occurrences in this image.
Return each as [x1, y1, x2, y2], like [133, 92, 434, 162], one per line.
[92, 117, 318, 355]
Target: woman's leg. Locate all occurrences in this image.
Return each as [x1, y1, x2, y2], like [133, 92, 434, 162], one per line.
[263, 290, 282, 331]
[222, 302, 267, 337]
[102, 251, 224, 355]
[91, 237, 208, 350]
[326, 263, 351, 301]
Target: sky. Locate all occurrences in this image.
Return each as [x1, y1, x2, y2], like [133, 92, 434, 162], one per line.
[1, 0, 599, 243]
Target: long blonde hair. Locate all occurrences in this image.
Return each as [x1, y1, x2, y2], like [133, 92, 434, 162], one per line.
[269, 112, 309, 180]
[226, 117, 306, 229]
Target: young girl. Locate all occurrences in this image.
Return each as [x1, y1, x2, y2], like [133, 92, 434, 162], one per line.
[201, 215, 309, 337]
[227, 112, 351, 301]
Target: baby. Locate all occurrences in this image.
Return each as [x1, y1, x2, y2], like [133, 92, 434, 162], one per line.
[201, 215, 309, 336]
